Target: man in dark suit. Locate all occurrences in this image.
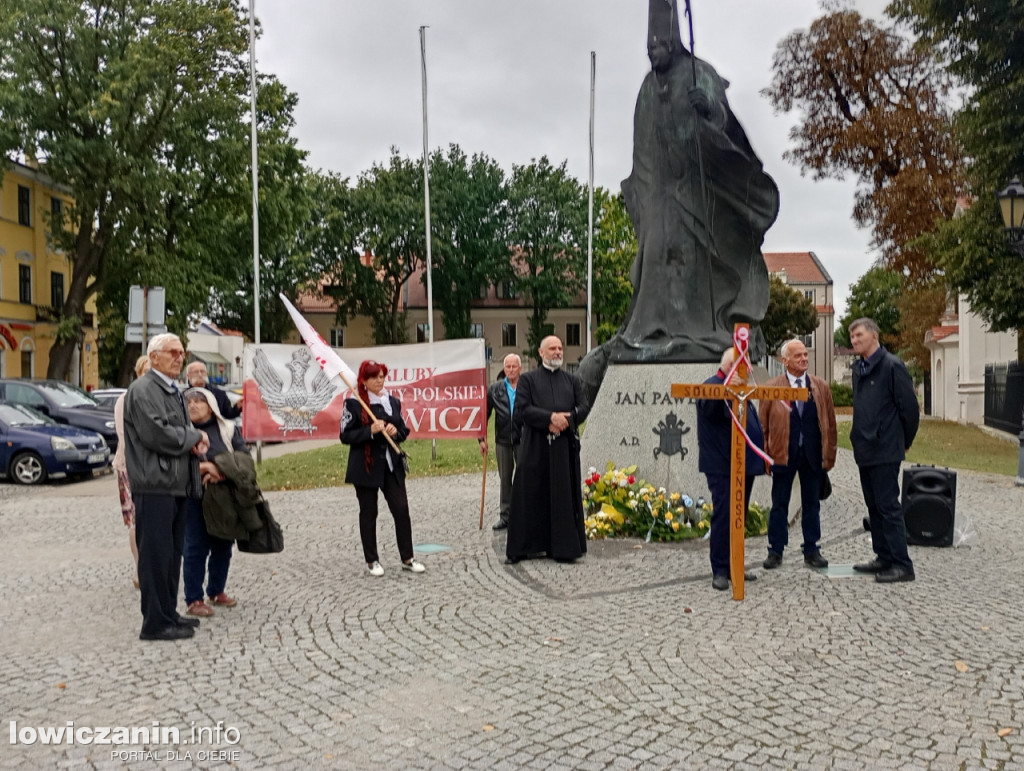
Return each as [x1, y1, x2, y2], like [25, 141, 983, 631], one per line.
[849, 317, 920, 583]
[696, 348, 765, 591]
[760, 338, 837, 570]
[478, 354, 522, 531]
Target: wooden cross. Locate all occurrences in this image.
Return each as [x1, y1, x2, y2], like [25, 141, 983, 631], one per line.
[670, 324, 808, 601]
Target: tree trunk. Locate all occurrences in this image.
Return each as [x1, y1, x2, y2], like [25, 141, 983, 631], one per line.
[47, 220, 103, 381]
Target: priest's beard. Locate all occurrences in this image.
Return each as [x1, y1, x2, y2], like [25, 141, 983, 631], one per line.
[542, 356, 563, 370]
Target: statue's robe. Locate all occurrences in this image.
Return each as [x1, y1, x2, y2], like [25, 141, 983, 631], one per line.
[615, 50, 780, 362]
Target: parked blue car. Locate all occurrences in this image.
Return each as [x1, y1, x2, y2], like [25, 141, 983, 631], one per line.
[0, 402, 111, 485]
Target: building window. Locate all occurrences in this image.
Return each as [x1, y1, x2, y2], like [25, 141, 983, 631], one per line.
[501, 323, 516, 347]
[51, 196, 63, 221]
[416, 323, 429, 343]
[800, 333, 813, 349]
[50, 272, 64, 312]
[470, 323, 484, 339]
[18, 186, 31, 226]
[478, 285, 489, 300]
[19, 265, 32, 304]
[496, 281, 517, 300]
[804, 289, 815, 301]
[329, 328, 344, 347]
[565, 323, 581, 347]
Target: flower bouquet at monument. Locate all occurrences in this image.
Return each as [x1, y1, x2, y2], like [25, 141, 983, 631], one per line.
[582, 462, 710, 542]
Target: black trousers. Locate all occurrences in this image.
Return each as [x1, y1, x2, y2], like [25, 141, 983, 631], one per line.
[354, 472, 414, 564]
[858, 462, 913, 571]
[134, 492, 187, 635]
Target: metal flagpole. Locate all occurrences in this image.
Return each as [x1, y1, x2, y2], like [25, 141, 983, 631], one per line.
[420, 26, 434, 345]
[586, 51, 596, 353]
[248, 0, 262, 462]
[420, 26, 437, 462]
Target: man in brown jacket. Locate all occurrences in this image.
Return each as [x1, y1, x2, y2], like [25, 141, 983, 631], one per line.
[760, 339, 837, 570]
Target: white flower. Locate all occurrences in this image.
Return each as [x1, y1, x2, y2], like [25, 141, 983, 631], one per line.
[588, 467, 597, 475]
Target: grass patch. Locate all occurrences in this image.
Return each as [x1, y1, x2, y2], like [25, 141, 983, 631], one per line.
[837, 419, 1017, 476]
[256, 424, 498, 491]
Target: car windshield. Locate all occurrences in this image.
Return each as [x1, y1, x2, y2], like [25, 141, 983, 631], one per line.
[36, 382, 102, 408]
[0, 403, 54, 426]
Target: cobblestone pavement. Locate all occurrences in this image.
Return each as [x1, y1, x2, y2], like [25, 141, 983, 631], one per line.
[2, 448, 1023, 770]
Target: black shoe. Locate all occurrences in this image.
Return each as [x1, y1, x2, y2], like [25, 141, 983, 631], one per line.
[504, 556, 521, 565]
[175, 616, 200, 628]
[744, 571, 757, 582]
[140, 625, 195, 641]
[492, 520, 508, 531]
[853, 558, 891, 573]
[763, 552, 783, 570]
[804, 552, 829, 569]
[712, 574, 729, 591]
[875, 566, 915, 583]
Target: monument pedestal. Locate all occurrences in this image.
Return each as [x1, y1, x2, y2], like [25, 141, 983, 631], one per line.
[580, 363, 784, 522]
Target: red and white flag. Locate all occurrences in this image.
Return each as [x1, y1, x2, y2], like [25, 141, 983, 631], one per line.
[279, 292, 357, 386]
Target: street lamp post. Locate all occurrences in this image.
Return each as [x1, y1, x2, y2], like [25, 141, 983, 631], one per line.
[996, 178, 1024, 485]
[997, 177, 1024, 256]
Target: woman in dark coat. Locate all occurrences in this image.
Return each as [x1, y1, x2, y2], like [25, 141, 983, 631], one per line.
[340, 360, 425, 576]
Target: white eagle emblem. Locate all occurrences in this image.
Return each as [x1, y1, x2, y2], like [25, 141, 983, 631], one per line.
[251, 347, 338, 433]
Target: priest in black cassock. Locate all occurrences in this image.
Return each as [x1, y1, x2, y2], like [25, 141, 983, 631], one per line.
[506, 336, 591, 564]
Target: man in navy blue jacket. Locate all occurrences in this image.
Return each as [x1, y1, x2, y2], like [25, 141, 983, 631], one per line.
[849, 317, 920, 583]
[696, 348, 766, 591]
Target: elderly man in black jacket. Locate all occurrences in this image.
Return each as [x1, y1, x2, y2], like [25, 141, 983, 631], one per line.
[124, 333, 209, 641]
[849, 317, 920, 584]
[478, 354, 522, 531]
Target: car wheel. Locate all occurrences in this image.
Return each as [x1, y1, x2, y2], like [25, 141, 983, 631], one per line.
[10, 451, 47, 486]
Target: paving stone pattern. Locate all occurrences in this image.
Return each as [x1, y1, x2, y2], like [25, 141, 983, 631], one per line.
[2, 448, 1023, 770]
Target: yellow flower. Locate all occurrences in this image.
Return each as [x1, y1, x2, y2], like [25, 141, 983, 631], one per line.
[698, 521, 708, 530]
[670, 492, 681, 502]
[671, 522, 680, 532]
[664, 511, 673, 522]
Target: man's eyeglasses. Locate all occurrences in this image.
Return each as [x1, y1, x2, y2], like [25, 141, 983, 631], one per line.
[158, 349, 186, 359]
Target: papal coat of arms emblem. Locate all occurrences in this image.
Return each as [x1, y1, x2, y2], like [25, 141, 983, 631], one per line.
[652, 412, 690, 460]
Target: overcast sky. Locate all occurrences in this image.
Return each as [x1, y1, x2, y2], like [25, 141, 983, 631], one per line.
[254, 0, 893, 320]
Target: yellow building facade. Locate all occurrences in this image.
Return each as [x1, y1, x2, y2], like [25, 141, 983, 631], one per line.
[0, 160, 99, 388]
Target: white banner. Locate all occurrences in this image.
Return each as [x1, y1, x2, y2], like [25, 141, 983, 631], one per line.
[242, 339, 487, 442]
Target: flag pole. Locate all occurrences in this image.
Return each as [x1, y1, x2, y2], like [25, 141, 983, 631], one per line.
[420, 25, 438, 463]
[247, 0, 263, 463]
[586, 51, 596, 353]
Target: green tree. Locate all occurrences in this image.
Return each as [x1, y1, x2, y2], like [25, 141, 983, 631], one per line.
[427, 145, 508, 339]
[835, 265, 903, 349]
[592, 188, 636, 344]
[0, 0, 254, 380]
[891, 0, 1024, 353]
[209, 77, 312, 344]
[760, 276, 819, 355]
[505, 157, 588, 360]
[347, 150, 425, 345]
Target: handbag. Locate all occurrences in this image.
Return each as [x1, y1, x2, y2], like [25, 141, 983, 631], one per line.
[236, 497, 284, 554]
[819, 471, 833, 501]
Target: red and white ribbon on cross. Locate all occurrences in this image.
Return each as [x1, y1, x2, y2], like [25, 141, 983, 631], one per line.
[722, 326, 775, 468]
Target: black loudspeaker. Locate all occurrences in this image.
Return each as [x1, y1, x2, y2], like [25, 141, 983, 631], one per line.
[901, 465, 956, 547]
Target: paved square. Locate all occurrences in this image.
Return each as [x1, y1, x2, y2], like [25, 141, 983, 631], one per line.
[1, 447, 1022, 769]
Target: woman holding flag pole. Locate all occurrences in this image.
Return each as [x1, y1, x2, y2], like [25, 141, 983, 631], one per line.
[341, 360, 425, 577]
[278, 294, 423, 576]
